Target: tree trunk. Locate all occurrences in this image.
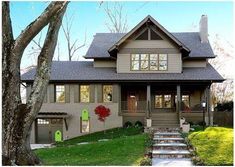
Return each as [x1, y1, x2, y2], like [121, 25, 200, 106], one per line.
[2, 2, 68, 165]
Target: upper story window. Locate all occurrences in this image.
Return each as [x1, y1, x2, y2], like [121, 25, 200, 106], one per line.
[103, 85, 113, 102]
[131, 54, 167, 71]
[55, 85, 65, 103]
[80, 85, 90, 102]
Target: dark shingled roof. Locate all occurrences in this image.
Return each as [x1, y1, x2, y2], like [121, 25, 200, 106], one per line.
[21, 61, 224, 82]
[85, 32, 215, 59]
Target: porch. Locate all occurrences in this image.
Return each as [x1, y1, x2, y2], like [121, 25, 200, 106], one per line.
[120, 83, 211, 127]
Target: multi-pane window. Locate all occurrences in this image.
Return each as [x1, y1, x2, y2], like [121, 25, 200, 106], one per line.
[182, 95, 190, 107]
[131, 54, 140, 70]
[155, 95, 163, 108]
[159, 54, 167, 70]
[150, 54, 158, 70]
[140, 54, 149, 70]
[164, 95, 171, 108]
[80, 85, 90, 102]
[131, 54, 167, 71]
[103, 85, 113, 102]
[55, 85, 65, 103]
[155, 94, 172, 108]
[37, 119, 49, 125]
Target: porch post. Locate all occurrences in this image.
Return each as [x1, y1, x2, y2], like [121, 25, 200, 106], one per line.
[206, 85, 211, 126]
[147, 85, 151, 119]
[176, 85, 181, 121]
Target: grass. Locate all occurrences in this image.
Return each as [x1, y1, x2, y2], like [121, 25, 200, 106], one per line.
[188, 127, 233, 166]
[35, 127, 148, 165]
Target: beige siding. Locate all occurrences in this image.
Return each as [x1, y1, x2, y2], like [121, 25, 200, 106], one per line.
[117, 53, 182, 73]
[112, 84, 119, 103]
[89, 84, 95, 103]
[183, 60, 207, 68]
[73, 85, 79, 103]
[121, 40, 175, 49]
[97, 84, 103, 103]
[49, 84, 54, 103]
[190, 90, 202, 107]
[93, 60, 116, 68]
[65, 84, 70, 103]
[43, 87, 48, 103]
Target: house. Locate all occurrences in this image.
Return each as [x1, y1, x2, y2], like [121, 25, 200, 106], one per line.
[21, 15, 224, 144]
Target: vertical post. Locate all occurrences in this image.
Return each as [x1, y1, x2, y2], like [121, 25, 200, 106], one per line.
[147, 84, 151, 119]
[203, 106, 205, 130]
[177, 85, 181, 121]
[118, 84, 122, 116]
[206, 85, 211, 126]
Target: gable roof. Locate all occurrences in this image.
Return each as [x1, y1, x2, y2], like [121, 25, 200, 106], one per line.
[108, 15, 190, 53]
[85, 15, 215, 59]
[85, 32, 215, 59]
[21, 61, 224, 82]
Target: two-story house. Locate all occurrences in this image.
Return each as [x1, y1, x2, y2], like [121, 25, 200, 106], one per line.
[22, 15, 224, 144]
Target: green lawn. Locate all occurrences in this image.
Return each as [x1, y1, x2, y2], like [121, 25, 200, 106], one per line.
[188, 127, 233, 166]
[35, 127, 148, 165]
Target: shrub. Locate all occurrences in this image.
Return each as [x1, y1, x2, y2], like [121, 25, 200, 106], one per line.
[123, 121, 133, 128]
[138, 157, 151, 166]
[215, 101, 233, 111]
[134, 121, 143, 128]
[188, 121, 194, 126]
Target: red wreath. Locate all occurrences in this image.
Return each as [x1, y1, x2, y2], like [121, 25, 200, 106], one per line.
[94, 105, 111, 122]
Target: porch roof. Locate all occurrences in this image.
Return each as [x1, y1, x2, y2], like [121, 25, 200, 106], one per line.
[21, 61, 224, 83]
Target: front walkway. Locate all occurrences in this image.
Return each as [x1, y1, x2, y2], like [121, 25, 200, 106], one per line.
[151, 128, 193, 166]
[30, 144, 53, 150]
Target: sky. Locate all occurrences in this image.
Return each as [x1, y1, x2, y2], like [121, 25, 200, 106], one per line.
[9, 1, 234, 69]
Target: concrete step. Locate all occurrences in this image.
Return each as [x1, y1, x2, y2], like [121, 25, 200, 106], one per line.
[152, 150, 191, 158]
[152, 158, 193, 166]
[152, 124, 180, 128]
[153, 137, 184, 141]
[153, 143, 187, 147]
[152, 150, 190, 155]
[154, 132, 180, 135]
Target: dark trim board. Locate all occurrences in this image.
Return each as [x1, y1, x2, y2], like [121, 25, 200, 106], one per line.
[23, 80, 223, 84]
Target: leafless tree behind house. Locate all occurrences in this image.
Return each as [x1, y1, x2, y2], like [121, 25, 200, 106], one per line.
[209, 34, 234, 106]
[62, 12, 86, 61]
[103, 2, 128, 33]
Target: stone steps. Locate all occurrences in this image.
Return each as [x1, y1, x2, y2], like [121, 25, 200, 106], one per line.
[153, 143, 187, 147]
[153, 137, 184, 141]
[152, 128, 192, 161]
[152, 124, 180, 128]
[152, 150, 190, 155]
[154, 132, 181, 135]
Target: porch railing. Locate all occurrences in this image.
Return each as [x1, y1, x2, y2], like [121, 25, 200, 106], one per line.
[121, 101, 147, 113]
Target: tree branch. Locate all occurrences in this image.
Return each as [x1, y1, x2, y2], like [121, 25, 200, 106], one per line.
[13, 1, 68, 57]
[25, 3, 68, 133]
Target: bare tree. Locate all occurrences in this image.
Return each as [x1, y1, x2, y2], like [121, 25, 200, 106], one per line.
[209, 34, 234, 106]
[62, 12, 86, 61]
[2, 2, 68, 165]
[103, 2, 128, 33]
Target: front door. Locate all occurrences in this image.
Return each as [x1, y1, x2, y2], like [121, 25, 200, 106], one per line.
[127, 92, 138, 112]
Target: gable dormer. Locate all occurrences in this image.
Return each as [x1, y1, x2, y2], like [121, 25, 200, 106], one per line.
[110, 15, 190, 73]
